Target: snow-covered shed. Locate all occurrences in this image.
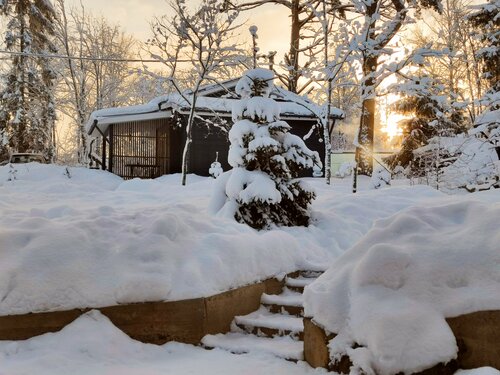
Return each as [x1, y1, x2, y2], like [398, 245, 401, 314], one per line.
[86, 78, 344, 179]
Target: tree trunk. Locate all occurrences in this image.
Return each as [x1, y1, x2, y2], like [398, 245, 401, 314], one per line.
[356, 55, 378, 176]
[181, 93, 199, 186]
[14, 0, 28, 153]
[288, 0, 300, 93]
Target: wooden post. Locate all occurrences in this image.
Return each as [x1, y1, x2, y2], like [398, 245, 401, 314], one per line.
[108, 125, 113, 173]
[102, 132, 107, 171]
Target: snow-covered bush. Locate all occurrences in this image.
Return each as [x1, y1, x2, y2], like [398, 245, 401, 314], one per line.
[392, 163, 406, 179]
[442, 108, 500, 192]
[211, 68, 321, 229]
[409, 136, 462, 187]
[371, 165, 391, 189]
[335, 162, 354, 178]
[7, 163, 17, 181]
[384, 76, 467, 175]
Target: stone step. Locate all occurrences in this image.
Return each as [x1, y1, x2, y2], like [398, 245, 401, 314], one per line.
[285, 276, 317, 293]
[234, 307, 304, 340]
[202, 332, 304, 361]
[300, 270, 324, 279]
[261, 290, 304, 316]
[263, 303, 304, 316]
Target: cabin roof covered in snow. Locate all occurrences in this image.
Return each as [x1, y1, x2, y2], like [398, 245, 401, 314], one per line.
[86, 79, 344, 136]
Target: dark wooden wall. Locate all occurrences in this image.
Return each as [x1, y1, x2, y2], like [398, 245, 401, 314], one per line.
[188, 115, 324, 177]
[105, 115, 325, 179]
[189, 116, 231, 176]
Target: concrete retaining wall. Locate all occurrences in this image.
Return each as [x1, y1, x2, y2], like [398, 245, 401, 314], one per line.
[304, 310, 500, 373]
[0, 277, 284, 344]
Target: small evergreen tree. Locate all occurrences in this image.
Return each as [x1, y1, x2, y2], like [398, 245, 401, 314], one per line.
[469, 0, 500, 97]
[385, 76, 467, 173]
[0, 0, 57, 161]
[211, 68, 321, 230]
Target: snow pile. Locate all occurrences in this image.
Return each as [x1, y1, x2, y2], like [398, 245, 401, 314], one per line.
[304, 198, 500, 375]
[457, 369, 500, 375]
[0, 162, 122, 191]
[0, 163, 446, 316]
[0, 310, 327, 375]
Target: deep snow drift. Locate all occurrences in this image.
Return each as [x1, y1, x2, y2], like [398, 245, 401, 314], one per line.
[0, 163, 446, 315]
[0, 310, 328, 375]
[1, 163, 499, 374]
[304, 192, 500, 375]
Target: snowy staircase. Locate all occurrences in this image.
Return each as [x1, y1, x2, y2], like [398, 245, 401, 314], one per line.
[202, 271, 322, 361]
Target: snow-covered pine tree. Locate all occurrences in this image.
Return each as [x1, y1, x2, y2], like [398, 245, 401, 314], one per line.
[0, 0, 57, 161]
[211, 68, 321, 230]
[469, 0, 500, 97]
[384, 75, 467, 174]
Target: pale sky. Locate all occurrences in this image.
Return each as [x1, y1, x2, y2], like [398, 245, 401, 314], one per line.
[68, 0, 291, 60]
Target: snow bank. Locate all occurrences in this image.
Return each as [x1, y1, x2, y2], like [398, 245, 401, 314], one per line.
[0, 164, 446, 315]
[0, 163, 122, 191]
[304, 198, 500, 375]
[0, 310, 327, 375]
[456, 368, 500, 375]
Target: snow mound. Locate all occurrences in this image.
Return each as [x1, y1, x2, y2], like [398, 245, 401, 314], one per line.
[0, 310, 327, 374]
[0, 163, 122, 192]
[0, 163, 449, 316]
[456, 368, 500, 375]
[304, 199, 500, 375]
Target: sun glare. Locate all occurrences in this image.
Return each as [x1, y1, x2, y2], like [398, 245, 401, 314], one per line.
[379, 91, 406, 150]
[381, 113, 405, 140]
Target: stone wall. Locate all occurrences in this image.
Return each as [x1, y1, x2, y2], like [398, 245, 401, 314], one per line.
[0, 277, 284, 344]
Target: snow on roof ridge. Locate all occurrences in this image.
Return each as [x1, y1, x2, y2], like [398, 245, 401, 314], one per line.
[86, 83, 344, 136]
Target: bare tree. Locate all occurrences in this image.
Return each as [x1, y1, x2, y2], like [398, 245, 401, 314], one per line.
[223, 0, 348, 94]
[407, 0, 486, 122]
[54, 1, 141, 164]
[147, 0, 243, 185]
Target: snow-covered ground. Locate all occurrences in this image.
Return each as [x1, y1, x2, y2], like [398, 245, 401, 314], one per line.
[0, 310, 328, 375]
[0, 163, 443, 316]
[0, 311, 497, 375]
[1, 163, 499, 374]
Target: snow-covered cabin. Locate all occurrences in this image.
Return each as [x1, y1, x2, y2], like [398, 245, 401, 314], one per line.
[86, 78, 344, 179]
